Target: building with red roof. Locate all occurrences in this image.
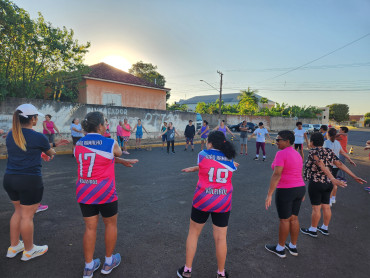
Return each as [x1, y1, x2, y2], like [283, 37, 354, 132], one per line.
[78, 63, 169, 110]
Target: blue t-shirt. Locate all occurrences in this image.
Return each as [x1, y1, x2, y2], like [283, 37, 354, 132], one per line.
[71, 123, 83, 137]
[6, 129, 50, 176]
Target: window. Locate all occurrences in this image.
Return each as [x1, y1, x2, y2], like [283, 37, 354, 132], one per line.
[102, 93, 122, 106]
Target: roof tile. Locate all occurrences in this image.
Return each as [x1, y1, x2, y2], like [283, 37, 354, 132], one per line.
[85, 63, 169, 91]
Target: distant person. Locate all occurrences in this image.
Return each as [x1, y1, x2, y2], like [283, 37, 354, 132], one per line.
[335, 126, 349, 181]
[122, 119, 132, 154]
[198, 120, 210, 150]
[319, 125, 328, 140]
[132, 119, 148, 150]
[160, 122, 180, 154]
[239, 120, 249, 155]
[177, 131, 237, 278]
[161, 122, 168, 149]
[184, 120, 196, 152]
[213, 120, 234, 137]
[324, 128, 356, 206]
[70, 118, 84, 156]
[116, 120, 124, 151]
[103, 119, 111, 138]
[265, 130, 305, 258]
[249, 122, 271, 161]
[75, 111, 138, 278]
[300, 132, 366, 238]
[293, 122, 309, 159]
[43, 114, 60, 143]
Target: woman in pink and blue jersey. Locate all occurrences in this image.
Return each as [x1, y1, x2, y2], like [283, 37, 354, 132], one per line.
[75, 112, 138, 278]
[177, 131, 238, 278]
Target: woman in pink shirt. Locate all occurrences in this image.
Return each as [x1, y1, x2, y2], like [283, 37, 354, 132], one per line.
[116, 120, 124, 151]
[264, 130, 306, 258]
[43, 114, 60, 143]
[121, 118, 132, 154]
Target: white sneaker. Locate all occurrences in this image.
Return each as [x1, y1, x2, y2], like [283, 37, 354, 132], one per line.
[21, 244, 48, 261]
[6, 240, 24, 258]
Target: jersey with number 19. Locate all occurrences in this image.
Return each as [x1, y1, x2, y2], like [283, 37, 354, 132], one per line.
[74, 133, 117, 205]
[193, 149, 237, 213]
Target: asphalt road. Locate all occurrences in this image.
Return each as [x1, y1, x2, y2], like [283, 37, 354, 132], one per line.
[0, 135, 369, 278]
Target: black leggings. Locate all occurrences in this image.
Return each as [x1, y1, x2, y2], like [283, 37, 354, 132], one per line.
[167, 140, 175, 152]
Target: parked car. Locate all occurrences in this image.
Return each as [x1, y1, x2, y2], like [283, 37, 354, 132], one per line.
[312, 124, 321, 132]
[228, 122, 257, 132]
[195, 113, 203, 131]
[302, 124, 314, 134]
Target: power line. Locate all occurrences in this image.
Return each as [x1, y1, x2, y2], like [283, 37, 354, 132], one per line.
[257, 32, 370, 83]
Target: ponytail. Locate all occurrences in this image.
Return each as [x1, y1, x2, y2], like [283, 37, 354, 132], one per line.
[12, 110, 27, 151]
[219, 140, 236, 160]
[207, 131, 236, 159]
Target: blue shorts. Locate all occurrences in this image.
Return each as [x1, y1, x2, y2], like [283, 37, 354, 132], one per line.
[136, 133, 143, 139]
[162, 134, 167, 142]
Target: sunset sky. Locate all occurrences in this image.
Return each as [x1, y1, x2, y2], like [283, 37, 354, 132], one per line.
[13, 0, 370, 114]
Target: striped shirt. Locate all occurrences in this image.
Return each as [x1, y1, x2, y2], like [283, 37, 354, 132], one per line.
[192, 149, 237, 213]
[74, 133, 117, 204]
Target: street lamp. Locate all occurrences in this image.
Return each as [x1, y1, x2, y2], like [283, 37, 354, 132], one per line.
[200, 71, 223, 120]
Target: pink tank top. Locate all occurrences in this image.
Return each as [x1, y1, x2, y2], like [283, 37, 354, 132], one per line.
[192, 149, 237, 213]
[122, 124, 131, 137]
[74, 133, 117, 204]
[43, 121, 55, 134]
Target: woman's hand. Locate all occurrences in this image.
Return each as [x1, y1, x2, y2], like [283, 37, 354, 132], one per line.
[349, 159, 356, 166]
[332, 178, 347, 188]
[55, 139, 70, 147]
[41, 152, 53, 161]
[265, 195, 272, 210]
[234, 162, 240, 167]
[181, 166, 199, 172]
[120, 159, 139, 167]
[354, 177, 367, 184]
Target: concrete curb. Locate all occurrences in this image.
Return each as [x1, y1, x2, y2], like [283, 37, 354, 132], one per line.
[0, 140, 203, 159]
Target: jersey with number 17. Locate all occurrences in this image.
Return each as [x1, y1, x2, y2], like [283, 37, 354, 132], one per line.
[74, 133, 117, 205]
[192, 149, 237, 213]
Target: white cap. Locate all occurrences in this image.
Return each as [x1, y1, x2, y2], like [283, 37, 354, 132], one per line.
[16, 104, 44, 118]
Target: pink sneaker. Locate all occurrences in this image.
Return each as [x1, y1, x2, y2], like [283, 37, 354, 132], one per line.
[36, 204, 48, 213]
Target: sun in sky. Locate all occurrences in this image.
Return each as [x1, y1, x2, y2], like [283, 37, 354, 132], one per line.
[102, 55, 132, 72]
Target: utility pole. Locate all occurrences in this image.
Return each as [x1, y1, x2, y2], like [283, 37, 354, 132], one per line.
[217, 70, 223, 121]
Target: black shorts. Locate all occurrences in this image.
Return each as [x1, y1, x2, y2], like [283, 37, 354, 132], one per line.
[72, 136, 82, 145]
[294, 144, 303, 150]
[275, 186, 306, 219]
[79, 201, 118, 218]
[191, 206, 230, 227]
[3, 174, 44, 205]
[308, 180, 333, 205]
[331, 168, 339, 178]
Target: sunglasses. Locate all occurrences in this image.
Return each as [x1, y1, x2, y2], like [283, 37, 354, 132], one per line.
[275, 138, 287, 142]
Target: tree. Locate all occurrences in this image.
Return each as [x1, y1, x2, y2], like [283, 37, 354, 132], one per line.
[328, 104, 349, 123]
[129, 61, 170, 101]
[195, 102, 207, 114]
[167, 102, 188, 112]
[237, 88, 259, 115]
[365, 112, 370, 118]
[0, 0, 90, 101]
